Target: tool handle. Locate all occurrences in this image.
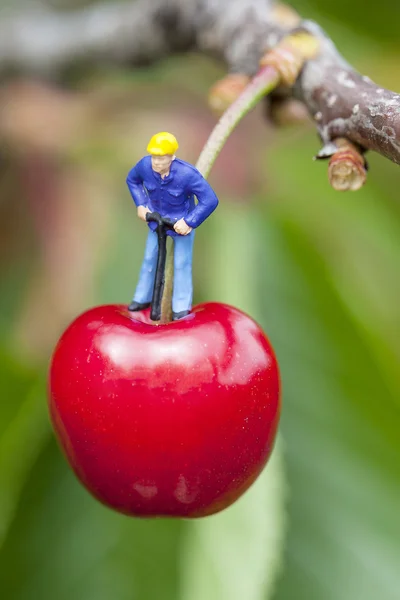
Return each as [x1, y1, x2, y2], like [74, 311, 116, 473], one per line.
[160, 217, 176, 230]
[146, 212, 176, 230]
[145, 211, 174, 321]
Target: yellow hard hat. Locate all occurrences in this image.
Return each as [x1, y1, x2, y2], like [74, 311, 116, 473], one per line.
[147, 132, 179, 156]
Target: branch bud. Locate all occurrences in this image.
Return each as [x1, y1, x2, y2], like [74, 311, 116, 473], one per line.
[260, 31, 320, 87]
[269, 97, 310, 126]
[208, 74, 250, 115]
[328, 138, 367, 191]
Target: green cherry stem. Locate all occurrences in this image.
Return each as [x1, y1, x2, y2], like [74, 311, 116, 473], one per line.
[160, 65, 280, 323]
[196, 65, 280, 178]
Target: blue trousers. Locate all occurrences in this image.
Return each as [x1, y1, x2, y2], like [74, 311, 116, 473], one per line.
[133, 230, 195, 313]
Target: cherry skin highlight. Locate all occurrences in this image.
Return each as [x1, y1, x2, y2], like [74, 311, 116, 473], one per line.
[48, 303, 280, 518]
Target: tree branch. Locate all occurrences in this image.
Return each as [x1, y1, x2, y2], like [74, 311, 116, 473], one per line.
[0, 0, 399, 164]
[298, 22, 400, 164]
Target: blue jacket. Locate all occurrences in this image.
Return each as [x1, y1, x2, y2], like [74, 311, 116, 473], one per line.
[126, 156, 219, 236]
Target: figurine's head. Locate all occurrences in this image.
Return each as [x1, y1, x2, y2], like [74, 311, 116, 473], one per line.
[147, 132, 179, 176]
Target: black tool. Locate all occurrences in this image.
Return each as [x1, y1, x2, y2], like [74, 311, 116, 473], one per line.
[146, 211, 176, 321]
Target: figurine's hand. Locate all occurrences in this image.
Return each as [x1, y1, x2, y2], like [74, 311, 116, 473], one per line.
[137, 206, 150, 222]
[174, 219, 193, 236]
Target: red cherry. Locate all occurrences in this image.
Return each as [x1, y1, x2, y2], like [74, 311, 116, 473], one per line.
[48, 302, 280, 518]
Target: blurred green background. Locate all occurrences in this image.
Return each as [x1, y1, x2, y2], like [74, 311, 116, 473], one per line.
[0, 1, 399, 599]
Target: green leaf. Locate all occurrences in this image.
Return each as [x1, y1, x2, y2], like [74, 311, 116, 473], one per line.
[180, 443, 287, 600]
[255, 136, 400, 600]
[0, 354, 50, 548]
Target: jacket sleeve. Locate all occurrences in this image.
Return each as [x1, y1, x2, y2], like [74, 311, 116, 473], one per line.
[126, 159, 148, 207]
[184, 170, 219, 228]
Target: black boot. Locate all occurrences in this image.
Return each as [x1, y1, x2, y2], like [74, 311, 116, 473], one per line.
[172, 310, 190, 321]
[128, 301, 151, 312]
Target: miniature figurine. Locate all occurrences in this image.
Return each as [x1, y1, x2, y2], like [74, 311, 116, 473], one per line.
[126, 132, 219, 320]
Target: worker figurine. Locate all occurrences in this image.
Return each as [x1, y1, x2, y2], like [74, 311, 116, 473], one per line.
[126, 132, 219, 320]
